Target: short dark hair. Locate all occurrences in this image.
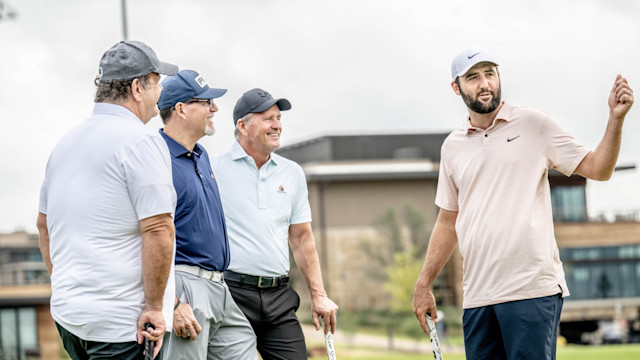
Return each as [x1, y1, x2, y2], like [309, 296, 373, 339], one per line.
[94, 74, 151, 103]
[159, 107, 173, 124]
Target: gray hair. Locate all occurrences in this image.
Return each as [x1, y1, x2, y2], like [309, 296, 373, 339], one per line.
[93, 74, 151, 104]
[234, 113, 253, 139]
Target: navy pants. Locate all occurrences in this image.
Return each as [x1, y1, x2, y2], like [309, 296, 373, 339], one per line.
[463, 293, 563, 360]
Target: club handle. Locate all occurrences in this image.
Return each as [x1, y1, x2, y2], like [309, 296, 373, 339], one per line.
[325, 332, 337, 360]
[144, 322, 155, 360]
[426, 313, 444, 360]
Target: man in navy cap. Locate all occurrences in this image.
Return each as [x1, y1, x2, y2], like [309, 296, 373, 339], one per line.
[37, 40, 178, 359]
[211, 88, 339, 360]
[157, 70, 257, 360]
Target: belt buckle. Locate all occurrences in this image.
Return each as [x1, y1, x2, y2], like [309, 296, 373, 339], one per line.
[258, 276, 276, 288]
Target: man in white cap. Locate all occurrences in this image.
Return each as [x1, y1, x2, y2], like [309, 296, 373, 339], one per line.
[413, 47, 634, 359]
[37, 41, 178, 359]
[156, 70, 257, 360]
[210, 88, 339, 360]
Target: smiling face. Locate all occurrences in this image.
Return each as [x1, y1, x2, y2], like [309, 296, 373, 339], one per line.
[139, 73, 163, 123]
[184, 98, 218, 137]
[239, 104, 282, 157]
[453, 62, 502, 114]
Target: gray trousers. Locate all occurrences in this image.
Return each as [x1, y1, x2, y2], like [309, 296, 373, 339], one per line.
[160, 271, 258, 360]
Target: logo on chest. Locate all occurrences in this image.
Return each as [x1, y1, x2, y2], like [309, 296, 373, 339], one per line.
[278, 184, 286, 193]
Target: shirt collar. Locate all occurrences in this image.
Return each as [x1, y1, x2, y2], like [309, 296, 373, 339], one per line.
[159, 129, 202, 158]
[464, 101, 512, 135]
[229, 141, 279, 166]
[92, 103, 143, 126]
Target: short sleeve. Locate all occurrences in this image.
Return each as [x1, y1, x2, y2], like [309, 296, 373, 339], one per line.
[435, 145, 459, 211]
[38, 178, 48, 214]
[122, 132, 177, 220]
[290, 165, 312, 224]
[543, 116, 590, 176]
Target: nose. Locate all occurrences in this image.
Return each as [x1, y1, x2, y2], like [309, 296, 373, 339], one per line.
[210, 102, 218, 113]
[478, 74, 490, 89]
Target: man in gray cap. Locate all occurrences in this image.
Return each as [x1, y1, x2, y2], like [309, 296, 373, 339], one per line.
[210, 88, 339, 360]
[155, 70, 257, 360]
[37, 41, 179, 359]
[413, 46, 634, 359]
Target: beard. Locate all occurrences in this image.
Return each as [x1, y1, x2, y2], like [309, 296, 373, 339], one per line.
[204, 118, 216, 136]
[460, 85, 502, 114]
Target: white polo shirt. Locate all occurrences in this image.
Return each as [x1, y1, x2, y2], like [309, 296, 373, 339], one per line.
[436, 102, 590, 309]
[211, 141, 312, 276]
[39, 103, 177, 341]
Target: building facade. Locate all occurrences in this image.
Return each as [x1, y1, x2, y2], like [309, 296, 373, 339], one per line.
[278, 133, 640, 342]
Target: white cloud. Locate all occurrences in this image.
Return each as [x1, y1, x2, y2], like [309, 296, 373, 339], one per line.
[1, 0, 639, 231]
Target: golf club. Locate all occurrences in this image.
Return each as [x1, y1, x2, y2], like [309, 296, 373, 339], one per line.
[325, 331, 337, 360]
[426, 313, 443, 360]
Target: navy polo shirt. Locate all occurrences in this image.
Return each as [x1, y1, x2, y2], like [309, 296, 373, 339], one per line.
[160, 130, 229, 271]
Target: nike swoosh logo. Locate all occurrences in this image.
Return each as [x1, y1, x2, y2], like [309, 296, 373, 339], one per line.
[468, 52, 480, 59]
[507, 136, 520, 142]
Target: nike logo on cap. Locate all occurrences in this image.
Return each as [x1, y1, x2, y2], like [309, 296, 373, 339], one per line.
[468, 52, 480, 59]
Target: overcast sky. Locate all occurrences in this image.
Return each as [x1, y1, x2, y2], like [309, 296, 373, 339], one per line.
[1, 0, 639, 232]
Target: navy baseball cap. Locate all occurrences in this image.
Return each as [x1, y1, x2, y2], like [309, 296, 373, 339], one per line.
[158, 70, 227, 110]
[98, 41, 178, 82]
[233, 88, 291, 125]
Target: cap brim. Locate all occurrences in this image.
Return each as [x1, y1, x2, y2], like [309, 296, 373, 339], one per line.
[155, 62, 179, 76]
[253, 98, 292, 113]
[193, 88, 228, 99]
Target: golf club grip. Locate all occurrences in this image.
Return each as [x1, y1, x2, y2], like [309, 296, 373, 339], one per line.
[426, 314, 444, 360]
[144, 322, 155, 360]
[325, 332, 337, 360]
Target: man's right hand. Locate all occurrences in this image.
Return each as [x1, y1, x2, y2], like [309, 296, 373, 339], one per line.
[173, 302, 202, 340]
[412, 283, 438, 335]
[136, 307, 166, 358]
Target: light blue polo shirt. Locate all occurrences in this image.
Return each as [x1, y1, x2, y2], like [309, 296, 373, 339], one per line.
[210, 141, 312, 276]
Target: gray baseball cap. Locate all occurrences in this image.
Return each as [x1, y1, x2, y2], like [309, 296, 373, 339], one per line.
[98, 40, 178, 82]
[233, 88, 291, 125]
[450, 46, 498, 81]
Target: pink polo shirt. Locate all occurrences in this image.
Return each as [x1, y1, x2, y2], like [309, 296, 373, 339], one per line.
[436, 102, 590, 309]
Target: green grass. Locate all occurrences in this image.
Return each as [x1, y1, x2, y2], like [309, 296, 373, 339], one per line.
[309, 344, 640, 360]
[558, 344, 640, 359]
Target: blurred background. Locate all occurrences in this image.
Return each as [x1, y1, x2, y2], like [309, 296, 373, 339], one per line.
[1, 0, 640, 359]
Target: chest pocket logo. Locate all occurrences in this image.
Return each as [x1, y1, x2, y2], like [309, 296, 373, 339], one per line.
[278, 184, 286, 193]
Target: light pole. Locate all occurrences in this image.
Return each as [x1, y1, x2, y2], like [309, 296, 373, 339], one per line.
[0, 0, 18, 21]
[121, 0, 128, 40]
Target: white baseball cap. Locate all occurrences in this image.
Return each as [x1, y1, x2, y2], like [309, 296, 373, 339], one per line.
[450, 47, 499, 81]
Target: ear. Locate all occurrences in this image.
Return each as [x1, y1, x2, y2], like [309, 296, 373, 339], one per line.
[237, 120, 249, 136]
[451, 80, 461, 96]
[174, 102, 188, 120]
[130, 78, 144, 102]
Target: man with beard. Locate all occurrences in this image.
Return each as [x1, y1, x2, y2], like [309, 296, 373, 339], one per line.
[412, 47, 634, 359]
[156, 70, 257, 359]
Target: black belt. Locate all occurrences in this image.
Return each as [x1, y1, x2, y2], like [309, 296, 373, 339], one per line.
[224, 270, 289, 288]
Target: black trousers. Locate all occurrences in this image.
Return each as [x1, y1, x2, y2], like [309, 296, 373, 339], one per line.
[56, 322, 146, 360]
[226, 280, 307, 360]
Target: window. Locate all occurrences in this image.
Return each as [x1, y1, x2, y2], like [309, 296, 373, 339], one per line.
[551, 186, 586, 222]
[0, 307, 38, 360]
[561, 245, 640, 300]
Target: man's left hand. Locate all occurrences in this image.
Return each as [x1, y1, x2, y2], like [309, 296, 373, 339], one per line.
[609, 74, 634, 119]
[312, 295, 339, 334]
